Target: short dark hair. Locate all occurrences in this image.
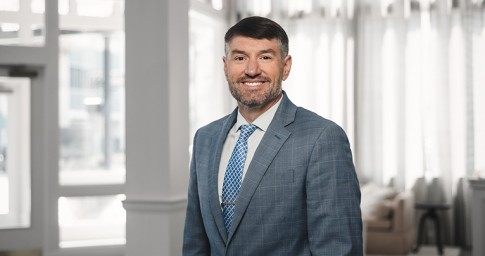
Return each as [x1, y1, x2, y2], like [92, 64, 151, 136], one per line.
[224, 16, 289, 57]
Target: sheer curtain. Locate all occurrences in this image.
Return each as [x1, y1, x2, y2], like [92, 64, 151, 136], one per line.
[233, 0, 485, 246]
[357, 0, 485, 246]
[282, 5, 356, 149]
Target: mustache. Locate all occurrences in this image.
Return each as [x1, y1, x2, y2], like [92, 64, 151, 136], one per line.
[236, 75, 271, 83]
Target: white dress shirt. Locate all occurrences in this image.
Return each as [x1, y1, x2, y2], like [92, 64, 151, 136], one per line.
[218, 97, 282, 205]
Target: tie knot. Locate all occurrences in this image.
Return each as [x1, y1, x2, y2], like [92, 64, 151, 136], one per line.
[239, 124, 257, 141]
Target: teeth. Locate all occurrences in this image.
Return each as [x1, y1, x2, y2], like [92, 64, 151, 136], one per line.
[244, 82, 263, 86]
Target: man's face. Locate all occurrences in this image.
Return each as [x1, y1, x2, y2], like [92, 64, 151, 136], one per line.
[223, 36, 292, 109]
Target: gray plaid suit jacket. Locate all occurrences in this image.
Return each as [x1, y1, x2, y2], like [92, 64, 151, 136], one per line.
[183, 92, 363, 255]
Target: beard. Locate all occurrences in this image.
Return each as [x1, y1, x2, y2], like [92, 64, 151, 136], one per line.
[228, 74, 283, 109]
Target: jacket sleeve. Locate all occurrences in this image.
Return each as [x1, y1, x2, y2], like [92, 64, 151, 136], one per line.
[183, 131, 211, 255]
[306, 123, 363, 255]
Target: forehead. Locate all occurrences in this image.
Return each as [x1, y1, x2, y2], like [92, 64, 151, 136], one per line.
[226, 36, 280, 54]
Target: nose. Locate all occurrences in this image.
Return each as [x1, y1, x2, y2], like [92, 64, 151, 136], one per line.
[245, 58, 261, 77]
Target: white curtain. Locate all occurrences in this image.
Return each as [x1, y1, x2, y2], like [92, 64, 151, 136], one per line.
[234, 0, 485, 246]
[282, 14, 356, 148]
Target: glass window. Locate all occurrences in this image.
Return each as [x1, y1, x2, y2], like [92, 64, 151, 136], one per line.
[0, 0, 45, 46]
[57, 0, 125, 248]
[0, 0, 20, 12]
[189, 11, 228, 139]
[58, 195, 126, 248]
[76, 0, 118, 17]
[31, 0, 45, 13]
[59, 31, 125, 186]
[0, 77, 31, 229]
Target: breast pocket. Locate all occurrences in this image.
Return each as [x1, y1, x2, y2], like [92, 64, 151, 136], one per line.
[252, 168, 303, 209]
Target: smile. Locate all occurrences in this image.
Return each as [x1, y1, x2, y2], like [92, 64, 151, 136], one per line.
[243, 81, 264, 86]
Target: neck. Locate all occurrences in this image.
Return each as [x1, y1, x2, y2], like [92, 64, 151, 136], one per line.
[238, 93, 282, 123]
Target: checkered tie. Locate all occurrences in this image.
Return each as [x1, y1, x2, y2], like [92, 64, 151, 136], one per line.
[222, 124, 257, 233]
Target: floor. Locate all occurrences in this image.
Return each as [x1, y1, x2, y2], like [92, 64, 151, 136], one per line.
[0, 246, 471, 256]
[0, 251, 41, 256]
[368, 246, 462, 256]
[458, 248, 471, 256]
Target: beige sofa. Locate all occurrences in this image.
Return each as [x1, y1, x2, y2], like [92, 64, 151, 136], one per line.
[364, 190, 416, 255]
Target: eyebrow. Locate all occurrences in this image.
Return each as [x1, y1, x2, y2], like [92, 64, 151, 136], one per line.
[230, 48, 277, 55]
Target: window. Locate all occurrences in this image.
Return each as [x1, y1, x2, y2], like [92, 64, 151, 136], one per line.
[0, 0, 45, 46]
[0, 77, 31, 229]
[59, 32, 125, 186]
[189, 8, 228, 138]
[59, 195, 126, 248]
[58, 0, 125, 248]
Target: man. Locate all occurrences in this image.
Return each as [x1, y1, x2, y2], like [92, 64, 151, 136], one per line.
[183, 16, 362, 255]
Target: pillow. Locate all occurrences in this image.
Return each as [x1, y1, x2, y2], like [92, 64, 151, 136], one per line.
[368, 199, 393, 219]
[361, 183, 398, 219]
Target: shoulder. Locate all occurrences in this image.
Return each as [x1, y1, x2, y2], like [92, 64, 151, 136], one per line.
[292, 107, 344, 133]
[285, 107, 350, 147]
[276, 93, 342, 133]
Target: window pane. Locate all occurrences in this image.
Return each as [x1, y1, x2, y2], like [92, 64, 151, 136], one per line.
[0, 0, 20, 11]
[0, 0, 45, 46]
[59, 32, 125, 185]
[189, 12, 227, 139]
[0, 77, 31, 229]
[0, 93, 8, 216]
[31, 0, 45, 13]
[58, 195, 126, 247]
[76, 0, 118, 17]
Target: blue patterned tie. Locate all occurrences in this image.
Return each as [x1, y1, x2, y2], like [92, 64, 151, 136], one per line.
[222, 124, 258, 233]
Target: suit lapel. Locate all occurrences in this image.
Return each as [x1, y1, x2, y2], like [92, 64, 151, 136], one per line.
[228, 93, 297, 241]
[208, 109, 238, 243]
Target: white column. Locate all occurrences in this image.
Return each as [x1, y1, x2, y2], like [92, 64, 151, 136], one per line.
[124, 0, 189, 255]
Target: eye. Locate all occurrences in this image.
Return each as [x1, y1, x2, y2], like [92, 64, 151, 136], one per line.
[260, 55, 273, 61]
[234, 56, 246, 61]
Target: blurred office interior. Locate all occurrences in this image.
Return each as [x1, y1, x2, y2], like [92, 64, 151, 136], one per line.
[0, 0, 484, 255]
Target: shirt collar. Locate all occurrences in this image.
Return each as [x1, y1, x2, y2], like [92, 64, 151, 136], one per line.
[234, 96, 282, 133]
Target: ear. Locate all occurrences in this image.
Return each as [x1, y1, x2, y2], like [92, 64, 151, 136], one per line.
[282, 55, 292, 81]
[223, 56, 228, 77]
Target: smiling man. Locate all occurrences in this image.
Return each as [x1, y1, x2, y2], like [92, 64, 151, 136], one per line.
[183, 16, 363, 255]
